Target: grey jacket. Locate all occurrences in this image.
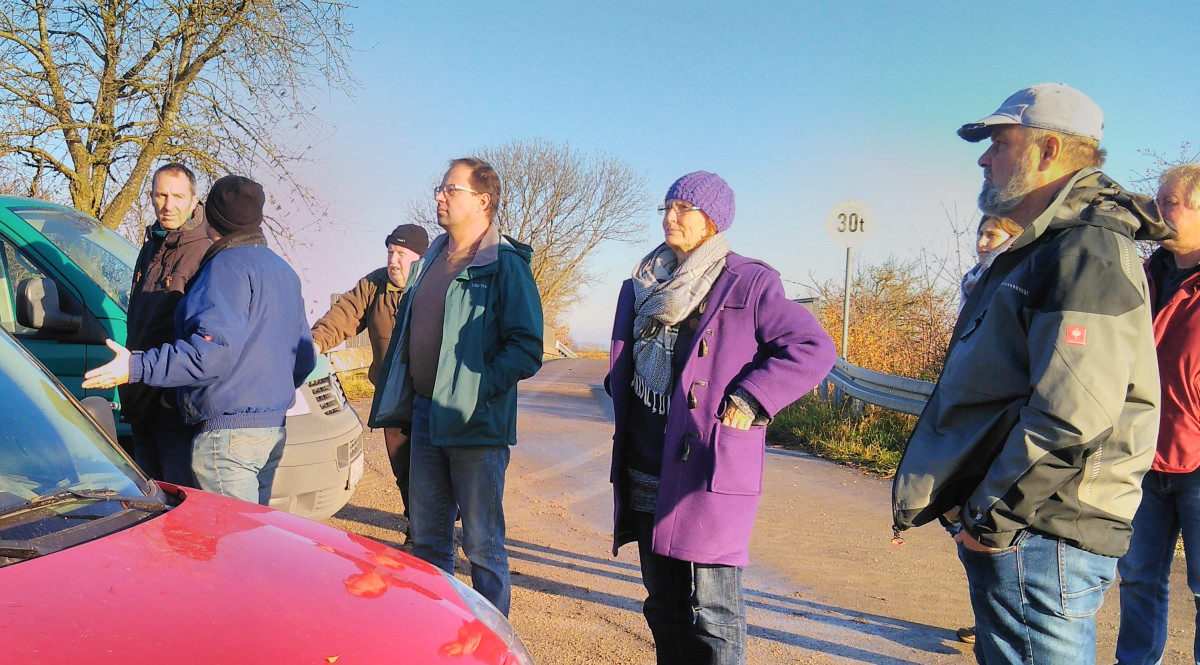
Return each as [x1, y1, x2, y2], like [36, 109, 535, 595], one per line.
[892, 168, 1172, 558]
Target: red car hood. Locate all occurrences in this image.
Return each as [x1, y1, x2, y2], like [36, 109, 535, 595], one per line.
[0, 486, 516, 664]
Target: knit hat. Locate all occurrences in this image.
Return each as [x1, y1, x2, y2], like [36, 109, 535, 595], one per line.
[205, 175, 265, 236]
[385, 224, 430, 256]
[665, 171, 735, 232]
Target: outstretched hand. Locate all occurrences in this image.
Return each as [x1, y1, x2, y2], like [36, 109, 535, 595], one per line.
[82, 339, 132, 389]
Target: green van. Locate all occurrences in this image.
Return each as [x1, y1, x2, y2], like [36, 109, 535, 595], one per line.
[0, 195, 363, 520]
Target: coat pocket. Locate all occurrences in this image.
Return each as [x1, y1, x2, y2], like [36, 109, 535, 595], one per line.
[709, 423, 766, 495]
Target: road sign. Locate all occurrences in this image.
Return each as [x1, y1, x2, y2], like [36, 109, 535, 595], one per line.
[824, 199, 877, 249]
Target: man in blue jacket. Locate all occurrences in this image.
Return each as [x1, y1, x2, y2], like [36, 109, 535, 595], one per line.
[369, 157, 543, 616]
[84, 175, 316, 505]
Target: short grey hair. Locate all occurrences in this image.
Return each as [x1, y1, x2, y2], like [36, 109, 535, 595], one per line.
[1160, 163, 1200, 209]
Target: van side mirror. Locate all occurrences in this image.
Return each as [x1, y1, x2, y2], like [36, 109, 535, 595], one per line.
[80, 395, 118, 441]
[16, 277, 82, 333]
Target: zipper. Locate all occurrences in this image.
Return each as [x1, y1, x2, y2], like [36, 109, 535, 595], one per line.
[1083, 444, 1104, 496]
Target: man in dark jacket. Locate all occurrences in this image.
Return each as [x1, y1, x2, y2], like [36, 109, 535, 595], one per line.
[370, 158, 543, 616]
[85, 175, 315, 506]
[311, 223, 429, 530]
[892, 84, 1171, 664]
[121, 162, 211, 486]
[1117, 162, 1200, 665]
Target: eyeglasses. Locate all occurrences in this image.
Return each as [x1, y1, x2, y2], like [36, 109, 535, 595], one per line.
[658, 201, 702, 216]
[434, 184, 480, 197]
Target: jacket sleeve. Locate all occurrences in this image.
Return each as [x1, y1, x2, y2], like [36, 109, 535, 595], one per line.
[310, 274, 375, 351]
[605, 281, 636, 398]
[133, 261, 250, 388]
[293, 319, 317, 388]
[480, 255, 544, 402]
[734, 271, 837, 417]
[962, 249, 1149, 548]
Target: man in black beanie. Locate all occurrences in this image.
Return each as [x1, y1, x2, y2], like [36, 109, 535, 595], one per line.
[85, 175, 316, 506]
[311, 223, 430, 539]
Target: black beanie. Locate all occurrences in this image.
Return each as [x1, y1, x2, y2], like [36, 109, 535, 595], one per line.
[385, 224, 430, 256]
[205, 175, 265, 236]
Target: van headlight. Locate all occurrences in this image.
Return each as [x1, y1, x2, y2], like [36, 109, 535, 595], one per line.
[438, 568, 535, 665]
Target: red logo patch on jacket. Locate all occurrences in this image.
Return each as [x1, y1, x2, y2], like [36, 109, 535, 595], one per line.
[1065, 326, 1087, 346]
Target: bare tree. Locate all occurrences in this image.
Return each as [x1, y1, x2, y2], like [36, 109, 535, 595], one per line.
[1130, 141, 1199, 196]
[409, 139, 650, 329]
[0, 0, 355, 236]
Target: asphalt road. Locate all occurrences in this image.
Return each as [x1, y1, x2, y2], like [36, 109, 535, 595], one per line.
[324, 358, 1194, 665]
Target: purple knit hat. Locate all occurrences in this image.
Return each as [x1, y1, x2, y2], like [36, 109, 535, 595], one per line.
[665, 171, 735, 232]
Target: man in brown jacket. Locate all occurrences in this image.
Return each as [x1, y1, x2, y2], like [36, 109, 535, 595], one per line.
[312, 224, 429, 535]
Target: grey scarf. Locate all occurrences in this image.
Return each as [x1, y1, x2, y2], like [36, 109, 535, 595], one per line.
[630, 235, 730, 414]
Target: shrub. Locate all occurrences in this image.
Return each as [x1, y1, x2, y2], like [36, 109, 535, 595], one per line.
[337, 370, 374, 401]
[768, 394, 916, 475]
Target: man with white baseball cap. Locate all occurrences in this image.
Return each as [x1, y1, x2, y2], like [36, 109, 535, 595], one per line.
[892, 84, 1172, 664]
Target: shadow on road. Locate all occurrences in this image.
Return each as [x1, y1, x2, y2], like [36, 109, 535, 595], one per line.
[507, 536, 964, 662]
[746, 587, 963, 660]
[332, 502, 406, 551]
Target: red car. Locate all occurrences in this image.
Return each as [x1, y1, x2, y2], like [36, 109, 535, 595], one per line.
[0, 327, 534, 664]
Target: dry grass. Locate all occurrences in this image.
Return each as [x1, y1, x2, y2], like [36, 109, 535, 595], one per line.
[337, 370, 374, 401]
[768, 394, 916, 476]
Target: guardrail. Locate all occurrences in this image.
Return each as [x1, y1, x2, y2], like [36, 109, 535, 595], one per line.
[821, 358, 934, 416]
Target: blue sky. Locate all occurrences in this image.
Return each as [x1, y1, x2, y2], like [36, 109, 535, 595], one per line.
[288, 0, 1199, 345]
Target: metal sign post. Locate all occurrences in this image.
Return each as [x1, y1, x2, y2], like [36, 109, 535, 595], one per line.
[824, 200, 877, 361]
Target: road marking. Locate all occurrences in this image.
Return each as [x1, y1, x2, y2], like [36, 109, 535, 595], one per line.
[524, 444, 610, 481]
[561, 483, 612, 505]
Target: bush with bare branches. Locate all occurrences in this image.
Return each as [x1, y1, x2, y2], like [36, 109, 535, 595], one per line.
[813, 257, 958, 380]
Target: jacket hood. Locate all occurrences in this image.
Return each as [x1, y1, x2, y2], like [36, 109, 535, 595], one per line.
[424, 224, 534, 267]
[1011, 168, 1173, 250]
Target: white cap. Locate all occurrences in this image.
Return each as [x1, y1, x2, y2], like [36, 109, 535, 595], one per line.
[957, 83, 1104, 143]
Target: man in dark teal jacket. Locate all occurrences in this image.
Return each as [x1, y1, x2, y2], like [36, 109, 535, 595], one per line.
[370, 157, 542, 616]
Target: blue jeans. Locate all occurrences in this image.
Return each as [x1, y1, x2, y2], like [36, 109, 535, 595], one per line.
[131, 409, 197, 487]
[408, 395, 512, 615]
[191, 426, 286, 505]
[633, 511, 746, 665]
[958, 531, 1116, 665]
[1117, 469, 1200, 665]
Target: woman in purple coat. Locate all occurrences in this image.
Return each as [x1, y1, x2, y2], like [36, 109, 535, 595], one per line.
[607, 171, 837, 664]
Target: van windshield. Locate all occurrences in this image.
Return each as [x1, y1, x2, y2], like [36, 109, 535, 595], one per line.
[9, 208, 138, 311]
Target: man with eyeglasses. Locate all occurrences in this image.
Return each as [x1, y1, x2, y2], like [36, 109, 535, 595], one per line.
[369, 157, 543, 616]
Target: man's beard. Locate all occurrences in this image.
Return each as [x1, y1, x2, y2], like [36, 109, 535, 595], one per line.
[979, 161, 1037, 216]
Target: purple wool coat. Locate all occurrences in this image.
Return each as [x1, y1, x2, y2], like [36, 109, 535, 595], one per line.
[608, 253, 836, 566]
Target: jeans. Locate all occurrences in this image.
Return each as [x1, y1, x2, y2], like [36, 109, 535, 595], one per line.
[191, 426, 286, 505]
[408, 395, 512, 615]
[633, 512, 746, 665]
[958, 531, 1116, 665]
[131, 408, 197, 487]
[384, 427, 411, 520]
[1117, 469, 1200, 665]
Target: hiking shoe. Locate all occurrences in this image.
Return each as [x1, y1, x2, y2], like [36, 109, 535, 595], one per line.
[956, 626, 976, 644]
